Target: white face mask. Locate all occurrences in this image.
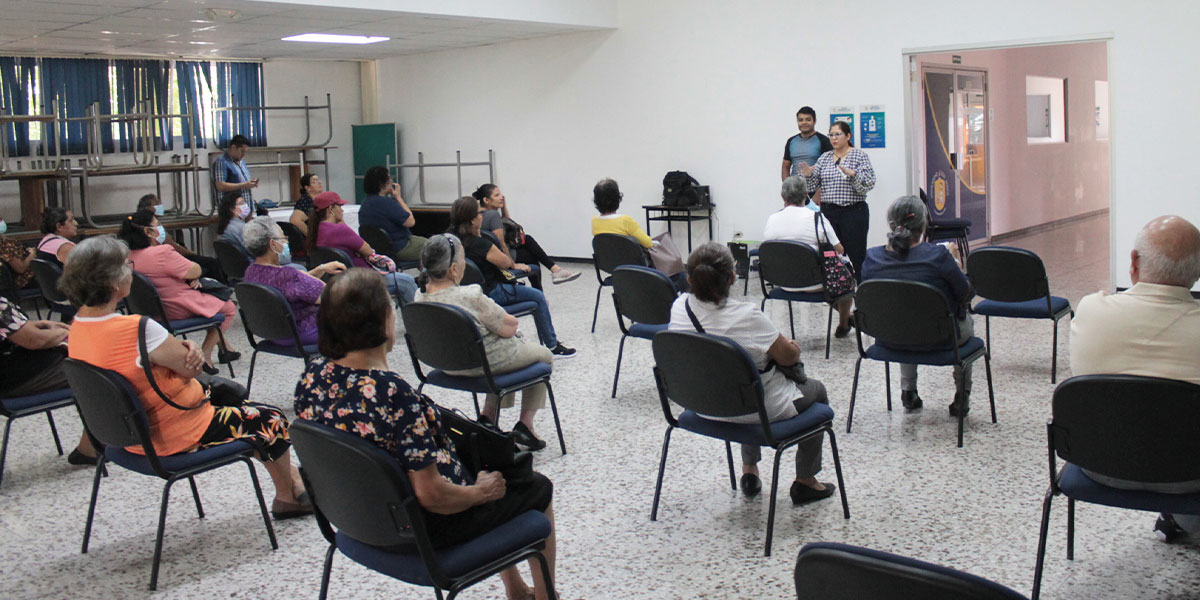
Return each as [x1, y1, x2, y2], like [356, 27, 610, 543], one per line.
[154, 205, 165, 216]
[0, 219, 6, 234]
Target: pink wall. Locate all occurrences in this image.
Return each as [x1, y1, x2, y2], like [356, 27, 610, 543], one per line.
[918, 42, 1109, 237]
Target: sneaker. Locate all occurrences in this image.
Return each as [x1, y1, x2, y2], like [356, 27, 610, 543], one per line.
[550, 343, 576, 358]
[551, 269, 581, 284]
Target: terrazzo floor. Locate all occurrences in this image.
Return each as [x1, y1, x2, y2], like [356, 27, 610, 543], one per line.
[2, 213, 1198, 599]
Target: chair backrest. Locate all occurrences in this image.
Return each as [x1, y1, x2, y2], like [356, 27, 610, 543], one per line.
[359, 225, 398, 257]
[966, 246, 1051, 303]
[612, 265, 676, 325]
[125, 271, 171, 326]
[795, 542, 1028, 600]
[62, 358, 161, 462]
[234, 282, 302, 344]
[461, 258, 485, 287]
[28, 258, 70, 304]
[854, 279, 957, 349]
[592, 234, 647, 276]
[402, 302, 488, 372]
[289, 419, 421, 548]
[309, 246, 353, 274]
[1051, 375, 1200, 484]
[0, 262, 24, 303]
[757, 240, 823, 290]
[212, 239, 251, 281]
[278, 221, 308, 257]
[651, 329, 763, 419]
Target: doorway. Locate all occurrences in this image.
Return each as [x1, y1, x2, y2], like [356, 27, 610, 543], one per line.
[921, 67, 989, 240]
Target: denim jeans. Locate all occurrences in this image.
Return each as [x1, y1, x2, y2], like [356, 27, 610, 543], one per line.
[384, 272, 418, 304]
[488, 282, 558, 348]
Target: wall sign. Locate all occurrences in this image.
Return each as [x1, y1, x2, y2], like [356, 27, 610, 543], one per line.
[859, 104, 885, 148]
[829, 105, 854, 133]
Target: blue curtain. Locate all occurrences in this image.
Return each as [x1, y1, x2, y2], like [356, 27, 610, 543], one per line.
[175, 60, 209, 149]
[214, 61, 267, 146]
[0, 57, 35, 156]
[114, 59, 171, 152]
[40, 57, 113, 155]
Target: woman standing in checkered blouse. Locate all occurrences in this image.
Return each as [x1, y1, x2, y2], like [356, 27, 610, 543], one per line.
[800, 120, 877, 280]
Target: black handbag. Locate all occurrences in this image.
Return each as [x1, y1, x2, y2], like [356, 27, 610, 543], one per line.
[437, 406, 528, 475]
[194, 277, 234, 301]
[684, 299, 807, 385]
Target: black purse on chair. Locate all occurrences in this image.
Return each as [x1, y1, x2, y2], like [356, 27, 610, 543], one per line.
[437, 406, 531, 476]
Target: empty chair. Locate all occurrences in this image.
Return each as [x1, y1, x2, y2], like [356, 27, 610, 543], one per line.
[847, 280, 995, 448]
[1032, 375, 1200, 600]
[591, 233, 648, 332]
[307, 246, 354, 275]
[757, 240, 851, 359]
[124, 272, 234, 377]
[0, 387, 75, 488]
[234, 282, 319, 395]
[212, 238, 251, 284]
[650, 330, 849, 557]
[795, 542, 1028, 600]
[360, 224, 419, 271]
[609, 265, 676, 397]
[967, 246, 1073, 383]
[920, 187, 972, 264]
[28, 258, 75, 321]
[0, 262, 42, 318]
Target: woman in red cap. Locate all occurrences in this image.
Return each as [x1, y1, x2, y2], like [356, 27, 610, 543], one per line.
[305, 191, 417, 302]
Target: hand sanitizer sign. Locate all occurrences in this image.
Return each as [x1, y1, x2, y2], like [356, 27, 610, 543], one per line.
[859, 105, 885, 148]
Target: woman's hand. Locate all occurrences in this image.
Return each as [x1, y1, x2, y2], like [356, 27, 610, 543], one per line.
[474, 471, 506, 503]
[180, 340, 205, 372]
[799, 162, 814, 177]
[321, 261, 346, 276]
[187, 279, 201, 289]
[838, 164, 856, 178]
[513, 262, 532, 273]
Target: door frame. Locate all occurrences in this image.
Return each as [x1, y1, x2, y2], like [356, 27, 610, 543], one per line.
[917, 64, 990, 238]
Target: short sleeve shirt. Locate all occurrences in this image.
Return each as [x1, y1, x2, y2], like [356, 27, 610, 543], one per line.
[460, 234, 504, 294]
[0, 237, 32, 288]
[359, 194, 413, 251]
[294, 193, 313, 216]
[415, 284, 520, 367]
[0, 295, 28, 347]
[293, 358, 470, 485]
[212, 153, 254, 212]
[316, 222, 370, 268]
[481, 209, 503, 237]
[783, 133, 824, 176]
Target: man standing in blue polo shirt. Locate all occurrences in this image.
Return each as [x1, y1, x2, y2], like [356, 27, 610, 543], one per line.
[213, 134, 259, 214]
[781, 106, 833, 187]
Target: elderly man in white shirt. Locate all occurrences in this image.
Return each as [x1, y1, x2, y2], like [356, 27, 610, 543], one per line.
[1070, 214, 1200, 542]
[762, 176, 854, 336]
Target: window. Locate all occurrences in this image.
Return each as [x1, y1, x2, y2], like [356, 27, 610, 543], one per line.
[1026, 75, 1067, 144]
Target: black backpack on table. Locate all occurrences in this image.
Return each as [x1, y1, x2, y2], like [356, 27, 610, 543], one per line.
[662, 171, 706, 207]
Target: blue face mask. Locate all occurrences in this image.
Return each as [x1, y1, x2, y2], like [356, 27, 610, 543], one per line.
[156, 225, 167, 244]
[0, 219, 6, 234]
[154, 205, 165, 216]
[276, 239, 292, 264]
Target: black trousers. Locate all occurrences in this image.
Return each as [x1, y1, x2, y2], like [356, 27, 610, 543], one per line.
[513, 234, 556, 290]
[821, 202, 869, 281]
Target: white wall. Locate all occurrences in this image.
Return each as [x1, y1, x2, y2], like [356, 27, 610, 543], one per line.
[918, 42, 1110, 237]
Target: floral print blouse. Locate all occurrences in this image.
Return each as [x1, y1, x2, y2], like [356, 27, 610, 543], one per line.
[293, 357, 470, 485]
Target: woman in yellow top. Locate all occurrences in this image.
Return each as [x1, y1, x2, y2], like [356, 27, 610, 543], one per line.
[590, 178, 688, 292]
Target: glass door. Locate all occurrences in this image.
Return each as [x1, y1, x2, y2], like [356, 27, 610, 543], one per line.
[921, 67, 989, 239]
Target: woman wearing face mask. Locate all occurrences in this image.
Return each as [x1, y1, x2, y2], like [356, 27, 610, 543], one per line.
[799, 120, 877, 281]
[118, 209, 240, 374]
[217, 192, 254, 259]
[137, 193, 223, 280]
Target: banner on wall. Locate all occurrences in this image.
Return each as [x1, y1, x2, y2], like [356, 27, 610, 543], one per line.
[830, 106, 854, 132]
[859, 105, 885, 148]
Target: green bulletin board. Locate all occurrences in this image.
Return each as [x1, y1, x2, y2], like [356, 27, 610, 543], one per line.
[351, 123, 397, 204]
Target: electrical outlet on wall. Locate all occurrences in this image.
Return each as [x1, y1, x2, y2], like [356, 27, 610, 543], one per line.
[733, 231, 743, 240]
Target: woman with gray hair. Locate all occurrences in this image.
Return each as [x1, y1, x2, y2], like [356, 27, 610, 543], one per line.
[862, 195, 975, 415]
[413, 234, 555, 451]
[242, 216, 346, 346]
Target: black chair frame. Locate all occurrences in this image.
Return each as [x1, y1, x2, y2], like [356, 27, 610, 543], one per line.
[649, 330, 849, 557]
[609, 265, 676, 398]
[126, 272, 234, 377]
[462, 259, 534, 318]
[63, 359, 277, 591]
[359, 224, 420, 271]
[403, 302, 567, 455]
[212, 238, 250, 285]
[920, 188, 972, 265]
[234, 282, 318, 395]
[847, 279, 996, 448]
[278, 221, 308, 259]
[28, 258, 74, 321]
[757, 240, 852, 359]
[591, 234, 648, 333]
[0, 261, 42, 318]
[0, 389, 75, 488]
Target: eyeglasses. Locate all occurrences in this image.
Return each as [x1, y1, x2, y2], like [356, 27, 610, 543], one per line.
[828, 132, 846, 138]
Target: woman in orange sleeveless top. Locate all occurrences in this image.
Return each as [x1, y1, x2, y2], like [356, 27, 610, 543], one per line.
[61, 236, 311, 519]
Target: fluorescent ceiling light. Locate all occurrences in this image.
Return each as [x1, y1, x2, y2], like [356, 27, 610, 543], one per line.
[282, 33, 388, 44]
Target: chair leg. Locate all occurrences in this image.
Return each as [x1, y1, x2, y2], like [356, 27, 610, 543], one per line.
[985, 315, 991, 351]
[650, 426, 674, 521]
[590, 285, 603, 333]
[1051, 319, 1059, 384]
[1066, 497, 1075, 560]
[824, 305, 833, 359]
[1032, 487, 1054, 600]
[611, 335, 627, 398]
[471, 393, 481, 420]
[826, 427, 850, 519]
[847, 357, 863, 433]
[318, 543, 336, 600]
[787, 302, 795, 339]
[188, 476, 205, 518]
[82, 456, 106, 554]
[150, 477, 181, 590]
[243, 458, 279, 550]
[884, 361, 892, 411]
[985, 351, 997, 424]
[724, 441, 736, 490]
[245, 350, 260, 396]
[0, 418, 12, 487]
[46, 411, 64, 455]
[764, 445, 783, 557]
[955, 366, 965, 449]
[533, 551, 559, 600]
[545, 382, 566, 455]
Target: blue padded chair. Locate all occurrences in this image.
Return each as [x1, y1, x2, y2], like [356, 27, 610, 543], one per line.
[61, 358, 277, 591]
[124, 271, 234, 377]
[1032, 375, 1200, 600]
[289, 420, 557, 600]
[847, 280, 996, 448]
[212, 239, 250, 286]
[28, 258, 76, 322]
[360, 225, 420, 272]
[921, 187, 972, 265]
[234, 282, 319, 396]
[591, 233, 648, 333]
[462, 259, 536, 318]
[0, 387, 75, 488]
[402, 302, 567, 455]
[650, 330, 850, 557]
[967, 246, 1074, 383]
[757, 240, 851, 359]
[609, 265, 676, 397]
[796, 542, 1028, 599]
[0, 262, 42, 318]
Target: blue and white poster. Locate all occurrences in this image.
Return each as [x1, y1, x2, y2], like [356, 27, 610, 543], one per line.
[829, 106, 854, 132]
[859, 105, 885, 148]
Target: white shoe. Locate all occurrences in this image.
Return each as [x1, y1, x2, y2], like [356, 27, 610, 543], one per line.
[552, 269, 581, 284]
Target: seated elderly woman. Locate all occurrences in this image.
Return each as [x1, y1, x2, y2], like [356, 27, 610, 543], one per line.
[305, 190, 417, 303]
[414, 234, 554, 450]
[668, 242, 836, 503]
[591, 178, 688, 292]
[36, 206, 78, 267]
[118, 209, 240, 374]
[862, 195, 975, 416]
[449, 196, 574, 358]
[62, 236, 311, 519]
[762, 175, 854, 336]
[241, 216, 346, 346]
[293, 268, 559, 600]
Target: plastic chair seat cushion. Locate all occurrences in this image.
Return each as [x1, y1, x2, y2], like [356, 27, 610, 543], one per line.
[749, 248, 759, 257]
[334, 510, 551, 586]
[628, 322, 669, 339]
[257, 340, 320, 358]
[106, 440, 254, 477]
[600, 275, 613, 287]
[503, 301, 538, 316]
[425, 362, 552, 394]
[15, 288, 41, 299]
[677, 402, 834, 447]
[169, 314, 226, 333]
[799, 542, 1029, 599]
[973, 296, 1071, 319]
[1059, 463, 1200, 515]
[765, 288, 826, 303]
[864, 336, 986, 366]
[0, 387, 74, 415]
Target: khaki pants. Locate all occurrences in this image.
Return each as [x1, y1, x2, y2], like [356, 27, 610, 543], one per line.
[450, 340, 553, 411]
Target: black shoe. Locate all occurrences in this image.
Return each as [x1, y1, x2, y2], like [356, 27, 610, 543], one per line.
[67, 448, 98, 466]
[217, 348, 241, 364]
[511, 422, 547, 451]
[740, 473, 762, 497]
[550, 343, 576, 359]
[901, 389, 923, 410]
[202, 362, 220, 375]
[1155, 513, 1188, 543]
[834, 323, 853, 338]
[790, 481, 836, 504]
[948, 391, 970, 417]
